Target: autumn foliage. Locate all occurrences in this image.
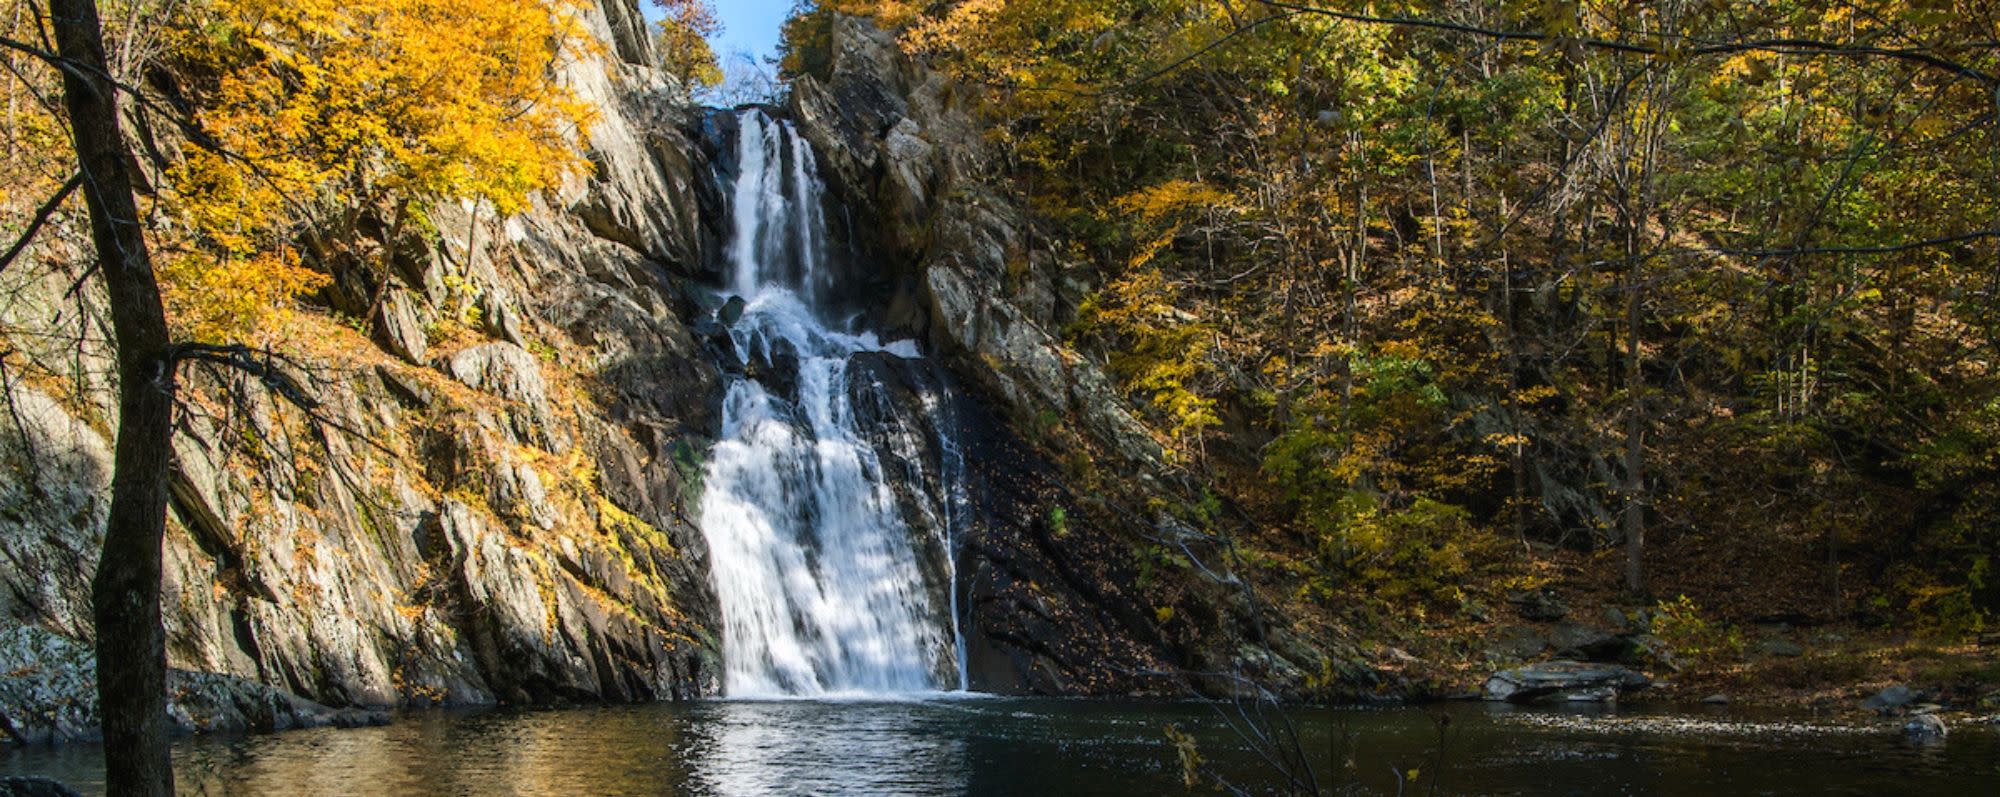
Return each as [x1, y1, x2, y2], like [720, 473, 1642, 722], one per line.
[795, 0, 2000, 635]
[148, 0, 597, 341]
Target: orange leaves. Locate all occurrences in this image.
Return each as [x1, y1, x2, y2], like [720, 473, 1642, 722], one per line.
[155, 0, 596, 341]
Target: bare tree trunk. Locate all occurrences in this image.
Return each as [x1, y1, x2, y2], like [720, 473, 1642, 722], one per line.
[49, 1, 178, 794]
[1621, 261, 1645, 595]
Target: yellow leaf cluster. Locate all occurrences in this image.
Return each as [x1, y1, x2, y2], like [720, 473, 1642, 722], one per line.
[157, 0, 596, 342]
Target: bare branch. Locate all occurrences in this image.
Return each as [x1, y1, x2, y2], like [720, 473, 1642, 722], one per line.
[1249, 0, 2000, 85]
[0, 171, 82, 275]
[167, 342, 396, 461]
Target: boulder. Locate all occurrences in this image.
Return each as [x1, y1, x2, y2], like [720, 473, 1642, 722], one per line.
[1865, 684, 1920, 713]
[1550, 622, 1627, 661]
[720, 295, 748, 325]
[1483, 660, 1652, 703]
[1902, 713, 1947, 742]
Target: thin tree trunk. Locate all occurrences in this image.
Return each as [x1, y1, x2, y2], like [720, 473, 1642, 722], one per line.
[1621, 263, 1645, 595]
[49, 1, 178, 794]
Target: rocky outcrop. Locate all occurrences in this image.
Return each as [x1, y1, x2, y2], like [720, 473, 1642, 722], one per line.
[786, 15, 1161, 468]
[1484, 661, 1652, 703]
[0, 627, 384, 746]
[0, 0, 725, 736]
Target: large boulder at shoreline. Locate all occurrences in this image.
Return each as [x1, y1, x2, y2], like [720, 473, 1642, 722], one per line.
[1483, 660, 1652, 703]
[1902, 713, 1947, 742]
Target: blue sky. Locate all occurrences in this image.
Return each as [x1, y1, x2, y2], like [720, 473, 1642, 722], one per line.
[643, 1, 794, 65]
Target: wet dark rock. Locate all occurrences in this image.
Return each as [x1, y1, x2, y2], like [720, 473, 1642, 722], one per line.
[1903, 713, 1948, 741]
[720, 295, 748, 325]
[0, 778, 82, 797]
[0, 626, 371, 746]
[744, 338, 802, 405]
[693, 318, 743, 375]
[1483, 661, 1652, 703]
[1866, 685, 1920, 713]
[1549, 622, 1628, 661]
[943, 388, 1195, 698]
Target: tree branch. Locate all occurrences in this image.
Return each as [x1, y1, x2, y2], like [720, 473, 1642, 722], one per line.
[0, 171, 83, 275]
[1249, 0, 2000, 86]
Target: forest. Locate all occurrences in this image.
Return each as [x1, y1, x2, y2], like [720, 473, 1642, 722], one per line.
[0, 0, 1996, 795]
[783, 0, 2000, 657]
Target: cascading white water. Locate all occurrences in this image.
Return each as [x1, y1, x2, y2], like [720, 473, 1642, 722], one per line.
[699, 110, 963, 697]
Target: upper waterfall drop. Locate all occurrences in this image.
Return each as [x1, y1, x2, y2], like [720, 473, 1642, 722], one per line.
[698, 109, 965, 698]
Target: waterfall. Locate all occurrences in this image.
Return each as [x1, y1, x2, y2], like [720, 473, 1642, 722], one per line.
[699, 110, 964, 697]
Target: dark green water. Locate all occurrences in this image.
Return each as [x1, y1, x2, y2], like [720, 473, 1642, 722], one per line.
[5, 698, 1994, 795]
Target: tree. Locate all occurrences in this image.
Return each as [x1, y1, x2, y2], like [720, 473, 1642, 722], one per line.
[654, 0, 723, 88]
[45, 2, 177, 793]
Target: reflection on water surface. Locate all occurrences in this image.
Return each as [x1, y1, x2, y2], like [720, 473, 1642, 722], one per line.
[5, 697, 1995, 795]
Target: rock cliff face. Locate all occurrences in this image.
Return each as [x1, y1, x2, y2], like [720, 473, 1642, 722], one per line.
[1, 0, 728, 740]
[787, 18, 1163, 468]
[783, 14, 1352, 699]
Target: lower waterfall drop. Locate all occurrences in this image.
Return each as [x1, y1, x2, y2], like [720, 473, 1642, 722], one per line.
[697, 109, 963, 697]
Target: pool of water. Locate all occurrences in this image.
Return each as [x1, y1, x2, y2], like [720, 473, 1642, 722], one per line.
[5, 697, 1993, 795]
